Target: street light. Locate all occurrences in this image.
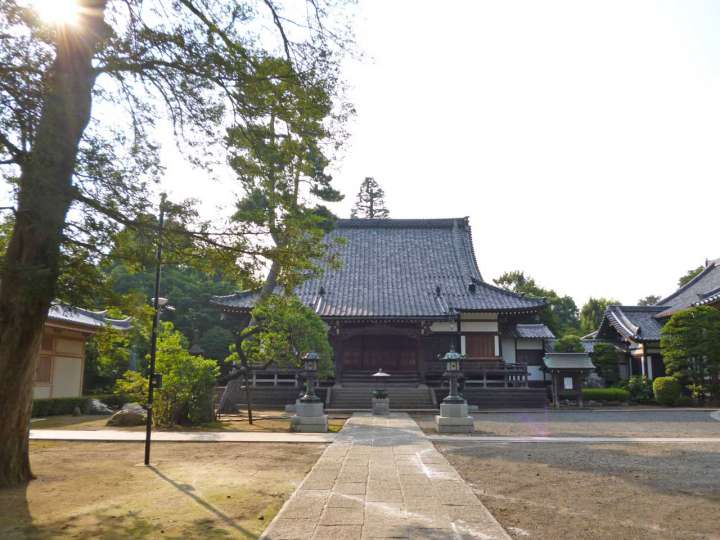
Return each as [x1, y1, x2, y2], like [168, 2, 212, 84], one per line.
[442, 343, 465, 404]
[144, 194, 167, 466]
[300, 352, 320, 403]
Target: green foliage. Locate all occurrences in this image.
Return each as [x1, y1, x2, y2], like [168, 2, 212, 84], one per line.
[678, 265, 704, 288]
[637, 295, 661, 306]
[580, 297, 620, 335]
[554, 335, 584, 353]
[592, 342, 621, 382]
[661, 306, 720, 401]
[241, 295, 334, 376]
[351, 177, 390, 219]
[493, 271, 579, 336]
[581, 388, 630, 402]
[652, 377, 682, 406]
[31, 398, 90, 418]
[199, 327, 236, 362]
[617, 375, 654, 402]
[114, 370, 148, 406]
[114, 323, 219, 426]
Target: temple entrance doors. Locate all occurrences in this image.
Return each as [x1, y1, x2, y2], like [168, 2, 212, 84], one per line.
[341, 334, 418, 373]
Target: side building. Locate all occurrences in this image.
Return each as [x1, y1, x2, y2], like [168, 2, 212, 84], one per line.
[212, 218, 553, 408]
[34, 304, 131, 399]
[596, 258, 720, 380]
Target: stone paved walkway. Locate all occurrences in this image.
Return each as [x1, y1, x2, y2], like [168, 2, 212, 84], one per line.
[29, 429, 335, 443]
[261, 413, 510, 539]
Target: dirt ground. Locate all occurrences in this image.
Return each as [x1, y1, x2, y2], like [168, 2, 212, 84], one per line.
[0, 440, 325, 539]
[414, 409, 720, 438]
[437, 441, 720, 540]
[31, 410, 348, 433]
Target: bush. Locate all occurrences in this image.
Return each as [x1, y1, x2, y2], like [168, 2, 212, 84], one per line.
[675, 395, 693, 407]
[617, 375, 654, 402]
[32, 397, 88, 417]
[114, 323, 219, 426]
[582, 388, 630, 402]
[653, 377, 682, 406]
[554, 334, 584, 353]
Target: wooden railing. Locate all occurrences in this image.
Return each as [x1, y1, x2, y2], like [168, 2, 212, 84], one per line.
[439, 359, 530, 388]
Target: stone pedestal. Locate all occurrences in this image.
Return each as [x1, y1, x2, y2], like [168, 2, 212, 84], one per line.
[290, 400, 328, 433]
[435, 401, 474, 433]
[371, 397, 389, 415]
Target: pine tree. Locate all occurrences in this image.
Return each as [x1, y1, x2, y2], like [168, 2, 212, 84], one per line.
[351, 177, 390, 219]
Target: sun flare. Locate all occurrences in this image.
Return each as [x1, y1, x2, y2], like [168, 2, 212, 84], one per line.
[31, 0, 81, 26]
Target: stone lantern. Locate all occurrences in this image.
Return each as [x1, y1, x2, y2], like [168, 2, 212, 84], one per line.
[371, 368, 390, 415]
[435, 343, 475, 433]
[290, 352, 328, 432]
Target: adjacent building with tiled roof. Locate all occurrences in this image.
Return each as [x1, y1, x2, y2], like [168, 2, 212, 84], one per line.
[595, 258, 720, 380]
[34, 303, 131, 399]
[213, 217, 549, 386]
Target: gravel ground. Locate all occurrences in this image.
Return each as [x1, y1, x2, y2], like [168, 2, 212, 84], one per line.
[436, 441, 720, 540]
[414, 409, 720, 438]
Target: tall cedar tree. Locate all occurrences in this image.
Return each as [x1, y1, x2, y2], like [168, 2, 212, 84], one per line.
[350, 176, 389, 219]
[0, 0, 352, 486]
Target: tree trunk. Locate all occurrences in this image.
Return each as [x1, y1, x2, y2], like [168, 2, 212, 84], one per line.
[0, 1, 108, 487]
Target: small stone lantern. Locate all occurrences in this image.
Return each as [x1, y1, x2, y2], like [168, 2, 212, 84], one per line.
[442, 344, 464, 404]
[300, 351, 320, 403]
[435, 343, 474, 433]
[290, 351, 328, 432]
[371, 368, 390, 415]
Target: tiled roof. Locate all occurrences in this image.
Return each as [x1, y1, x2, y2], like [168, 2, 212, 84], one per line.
[513, 324, 555, 339]
[47, 303, 132, 331]
[656, 259, 720, 317]
[212, 218, 545, 319]
[597, 305, 666, 342]
[543, 352, 595, 370]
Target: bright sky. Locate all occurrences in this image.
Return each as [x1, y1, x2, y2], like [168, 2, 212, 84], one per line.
[11, 0, 720, 308]
[165, 0, 720, 307]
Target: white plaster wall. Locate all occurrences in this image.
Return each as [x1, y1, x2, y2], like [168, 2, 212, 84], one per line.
[501, 337, 516, 364]
[460, 321, 498, 333]
[52, 357, 82, 397]
[516, 339, 543, 350]
[33, 386, 51, 399]
[55, 338, 83, 355]
[430, 321, 457, 333]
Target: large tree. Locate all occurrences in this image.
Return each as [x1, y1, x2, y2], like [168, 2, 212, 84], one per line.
[493, 271, 579, 336]
[0, 0, 352, 487]
[350, 176, 389, 219]
[678, 265, 705, 288]
[637, 295, 661, 306]
[580, 297, 620, 335]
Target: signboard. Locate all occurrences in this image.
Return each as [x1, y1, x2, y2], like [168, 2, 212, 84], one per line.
[563, 376, 573, 390]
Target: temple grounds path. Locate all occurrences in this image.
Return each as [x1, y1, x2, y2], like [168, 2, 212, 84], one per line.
[261, 413, 511, 540]
[0, 441, 323, 539]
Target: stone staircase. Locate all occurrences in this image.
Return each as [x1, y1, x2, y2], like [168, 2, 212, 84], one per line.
[329, 384, 435, 410]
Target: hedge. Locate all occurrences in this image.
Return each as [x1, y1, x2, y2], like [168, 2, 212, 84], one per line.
[581, 388, 630, 402]
[32, 397, 91, 417]
[653, 377, 682, 406]
[32, 394, 127, 417]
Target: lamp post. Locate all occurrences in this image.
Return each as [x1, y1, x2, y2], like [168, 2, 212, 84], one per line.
[442, 343, 464, 404]
[300, 351, 320, 402]
[144, 194, 167, 467]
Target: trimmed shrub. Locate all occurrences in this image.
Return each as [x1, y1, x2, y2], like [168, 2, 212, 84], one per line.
[32, 397, 89, 417]
[653, 376, 682, 406]
[582, 388, 630, 402]
[617, 375, 654, 402]
[675, 395, 693, 407]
